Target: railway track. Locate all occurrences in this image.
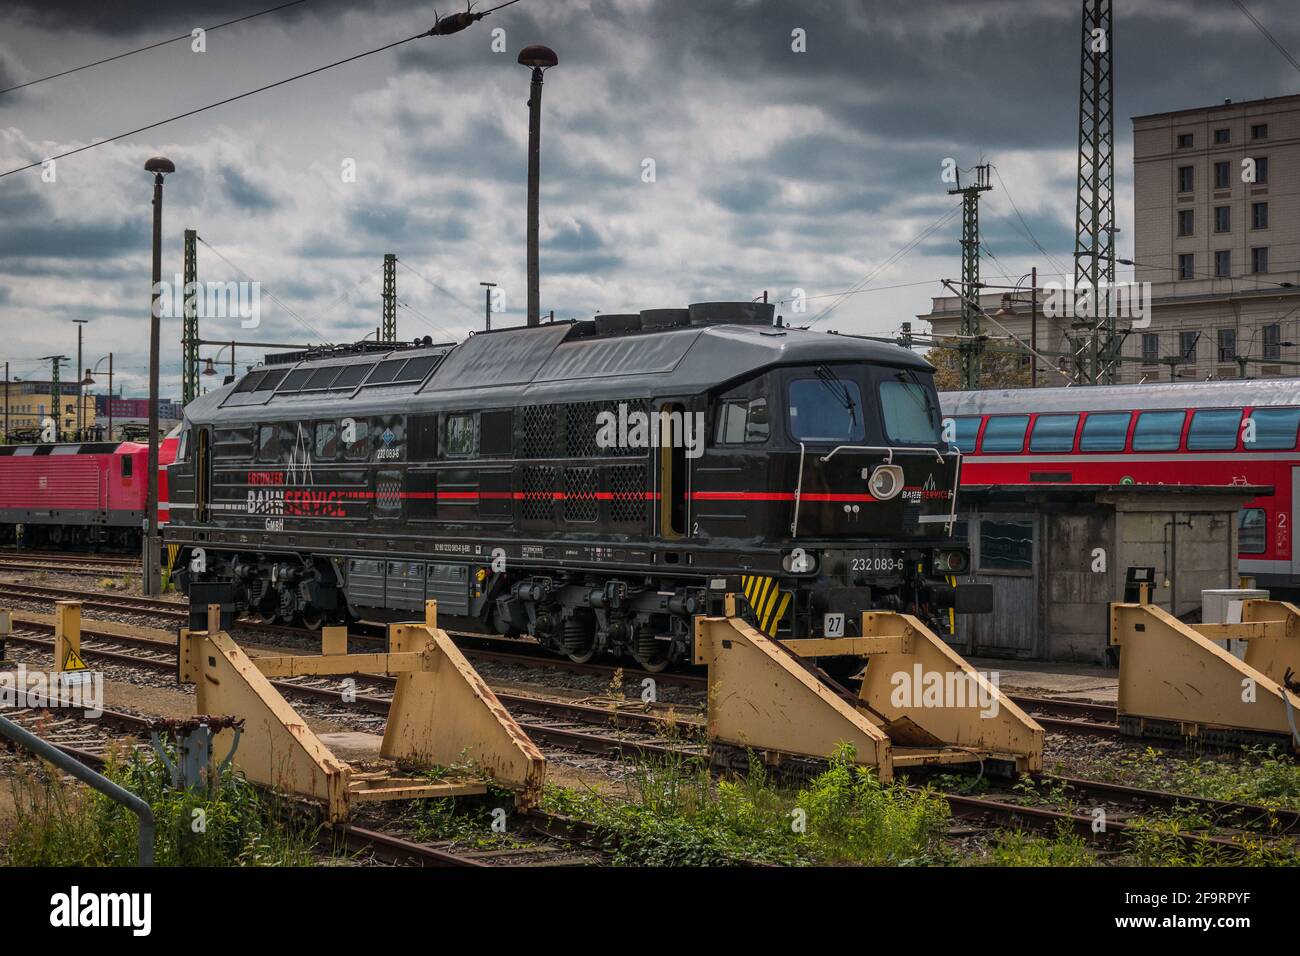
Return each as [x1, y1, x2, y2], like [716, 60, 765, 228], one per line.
[5, 620, 1294, 861]
[0, 691, 603, 867]
[0, 582, 1129, 728]
[0, 550, 140, 568]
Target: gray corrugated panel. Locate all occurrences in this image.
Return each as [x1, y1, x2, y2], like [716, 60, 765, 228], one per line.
[423, 323, 570, 392]
[941, 378, 1300, 416]
[426, 562, 469, 615]
[345, 558, 385, 608]
[534, 328, 701, 382]
[385, 560, 427, 611]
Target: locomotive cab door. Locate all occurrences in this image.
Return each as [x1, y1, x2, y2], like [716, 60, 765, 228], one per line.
[657, 401, 691, 540]
[195, 426, 211, 523]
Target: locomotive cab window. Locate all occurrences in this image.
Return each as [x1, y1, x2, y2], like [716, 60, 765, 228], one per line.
[879, 376, 942, 445]
[342, 419, 371, 460]
[788, 372, 864, 443]
[120, 455, 133, 477]
[256, 423, 282, 462]
[715, 396, 769, 445]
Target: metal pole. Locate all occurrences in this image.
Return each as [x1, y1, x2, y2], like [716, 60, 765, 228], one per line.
[230, 341, 236, 379]
[0, 712, 154, 864]
[3, 361, 7, 444]
[144, 157, 173, 597]
[74, 320, 85, 439]
[108, 353, 113, 440]
[1030, 267, 1038, 388]
[486, 286, 492, 331]
[525, 66, 544, 327]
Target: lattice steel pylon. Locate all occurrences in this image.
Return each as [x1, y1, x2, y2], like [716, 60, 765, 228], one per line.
[1069, 0, 1118, 385]
[182, 229, 199, 405]
[949, 164, 992, 390]
[381, 253, 397, 343]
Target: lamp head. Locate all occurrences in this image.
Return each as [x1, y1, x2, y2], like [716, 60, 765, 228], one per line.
[144, 156, 175, 174]
[517, 45, 558, 69]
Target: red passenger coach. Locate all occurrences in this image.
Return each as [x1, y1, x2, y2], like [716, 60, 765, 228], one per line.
[0, 438, 176, 550]
[940, 379, 1300, 594]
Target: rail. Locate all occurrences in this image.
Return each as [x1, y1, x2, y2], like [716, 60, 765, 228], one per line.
[0, 710, 154, 865]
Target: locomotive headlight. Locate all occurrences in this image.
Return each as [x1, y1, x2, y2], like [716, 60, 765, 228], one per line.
[782, 549, 818, 574]
[933, 549, 969, 575]
[867, 464, 905, 501]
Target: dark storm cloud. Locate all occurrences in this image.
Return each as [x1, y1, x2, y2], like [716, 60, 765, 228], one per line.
[219, 163, 278, 210]
[4, 0, 345, 36]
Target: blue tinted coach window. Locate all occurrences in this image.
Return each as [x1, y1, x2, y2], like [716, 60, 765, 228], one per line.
[1079, 412, 1131, 451]
[1247, 407, 1300, 450]
[980, 415, 1030, 452]
[1132, 410, 1187, 451]
[950, 417, 980, 452]
[1029, 414, 1079, 452]
[1187, 409, 1243, 450]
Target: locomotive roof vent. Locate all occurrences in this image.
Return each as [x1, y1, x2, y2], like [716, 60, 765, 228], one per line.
[594, 313, 641, 335]
[639, 308, 690, 329]
[687, 301, 776, 327]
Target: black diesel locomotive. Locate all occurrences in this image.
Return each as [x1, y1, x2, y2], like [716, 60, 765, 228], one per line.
[166, 302, 988, 670]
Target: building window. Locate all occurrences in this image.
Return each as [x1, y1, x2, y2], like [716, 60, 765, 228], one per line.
[1178, 253, 1195, 279]
[1141, 333, 1160, 365]
[1252, 246, 1269, 274]
[1179, 331, 1199, 364]
[1214, 128, 1231, 144]
[1214, 161, 1231, 189]
[1176, 132, 1194, 149]
[1254, 156, 1269, 184]
[1177, 165, 1194, 193]
[1264, 323, 1282, 359]
[1214, 250, 1231, 277]
[978, 518, 1034, 574]
[1251, 123, 1269, 140]
[1214, 206, 1230, 233]
[1252, 201, 1269, 229]
[1177, 209, 1194, 236]
[1217, 328, 1236, 362]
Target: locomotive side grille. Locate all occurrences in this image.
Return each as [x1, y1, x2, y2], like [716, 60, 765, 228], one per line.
[565, 402, 602, 458]
[563, 467, 598, 522]
[519, 406, 557, 459]
[521, 465, 559, 522]
[608, 463, 648, 525]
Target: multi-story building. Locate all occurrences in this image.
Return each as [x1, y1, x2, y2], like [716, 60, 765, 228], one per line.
[0, 379, 96, 440]
[923, 93, 1300, 384]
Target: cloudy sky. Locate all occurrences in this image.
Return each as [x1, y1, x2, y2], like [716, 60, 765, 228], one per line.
[1, 0, 1297, 399]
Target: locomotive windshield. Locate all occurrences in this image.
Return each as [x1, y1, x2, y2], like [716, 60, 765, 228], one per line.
[879, 372, 943, 445]
[788, 373, 865, 443]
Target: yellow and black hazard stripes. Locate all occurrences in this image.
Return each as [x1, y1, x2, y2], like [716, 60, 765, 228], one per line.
[741, 574, 792, 637]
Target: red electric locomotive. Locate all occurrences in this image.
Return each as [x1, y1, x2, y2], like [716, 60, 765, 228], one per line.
[0, 432, 179, 550]
[940, 378, 1300, 594]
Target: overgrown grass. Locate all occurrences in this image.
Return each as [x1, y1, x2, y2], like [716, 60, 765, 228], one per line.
[2, 747, 318, 866]
[1123, 808, 1299, 866]
[984, 824, 1094, 866]
[1093, 746, 1300, 812]
[542, 743, 951, 866]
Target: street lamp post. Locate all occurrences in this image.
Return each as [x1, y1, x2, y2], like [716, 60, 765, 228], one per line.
[83, 354, 113, 440]
[518, 44, 557, 328]
[479, 281, 496, 331]
[144, 156, 175, 596]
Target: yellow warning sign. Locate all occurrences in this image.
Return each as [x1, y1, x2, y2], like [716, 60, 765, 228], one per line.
[62, 646, 88, 672]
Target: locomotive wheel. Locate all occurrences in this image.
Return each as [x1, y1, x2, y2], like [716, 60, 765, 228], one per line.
[299, 606, 325, 630]
[562, 615, 596, 664]
[633, 652, 671, 673]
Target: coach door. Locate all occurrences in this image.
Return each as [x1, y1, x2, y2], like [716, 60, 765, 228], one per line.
[1289, 468, 1300, 582]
